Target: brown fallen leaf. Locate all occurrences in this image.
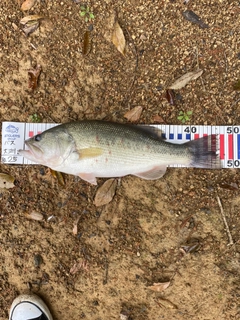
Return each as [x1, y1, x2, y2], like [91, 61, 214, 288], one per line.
[50, 169, 65, 186]
[20, 15, 44, 24]
[147, 281, 170, 292]
[28, 65, 41, 91]
[72, 224, 78, 235]
[21, 20, 40, 36]
[220, 182, 238, 190]
[182, 10, 209, 29]
[21, 0, 37, 11]
[25, 211, 44, 221]
[73, 216, 81, 235]
[152, 114, 166, 123]
[168, 69, 203, 90]
[165, 89, 176, 105]
[83, 30, 91, 55]
[94, 178, 117, 207]
[0, 173, 15, 189]
[180, 238, 201, 254]
[124, 106, 143, 122]
[112, 21, 126, 56]
[20, 15, 44, 36]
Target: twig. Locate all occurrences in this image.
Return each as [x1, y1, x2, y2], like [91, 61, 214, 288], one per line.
[216, 196, 233, 245]
[121, 26, 138, 107]
[195, 46, 206, 91]
[103, 258, 109, 285]
[231, 98, 240, 110]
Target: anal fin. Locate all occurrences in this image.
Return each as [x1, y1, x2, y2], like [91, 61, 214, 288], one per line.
[78, 173, 97, 185]
[134, 166, 167, 180]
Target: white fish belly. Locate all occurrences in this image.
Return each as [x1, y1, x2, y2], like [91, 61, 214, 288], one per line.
[52, 147, 189, 178]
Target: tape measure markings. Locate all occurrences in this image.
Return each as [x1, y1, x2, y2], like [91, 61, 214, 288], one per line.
[23, 124, 240, 168]
[3, 122, 240, 168]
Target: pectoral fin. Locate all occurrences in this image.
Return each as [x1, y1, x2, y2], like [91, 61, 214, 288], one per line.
[78, 173, 97, 185]
[78, 147, 103, 159]
[134, 166, 167, 180]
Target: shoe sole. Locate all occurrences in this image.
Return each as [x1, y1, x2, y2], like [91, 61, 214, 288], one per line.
[9, 293, 53, 320]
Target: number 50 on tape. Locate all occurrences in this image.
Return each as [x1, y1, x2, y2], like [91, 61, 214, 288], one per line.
[1, 122, 240, 168]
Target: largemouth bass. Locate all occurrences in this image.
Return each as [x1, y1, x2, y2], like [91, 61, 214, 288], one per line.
[19, 121, 221, 185]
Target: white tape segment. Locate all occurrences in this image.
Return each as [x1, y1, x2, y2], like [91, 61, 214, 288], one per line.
[1, 122, 239, 168]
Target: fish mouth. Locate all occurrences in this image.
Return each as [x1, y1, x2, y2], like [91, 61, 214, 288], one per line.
[18, 140, 44, 163]
[25, 140, 43, 156]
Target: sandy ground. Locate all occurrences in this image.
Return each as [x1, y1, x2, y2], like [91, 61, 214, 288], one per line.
[0, 0, 240, 319]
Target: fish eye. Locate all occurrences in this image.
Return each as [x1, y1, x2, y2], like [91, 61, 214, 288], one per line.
[34, 134, 42, 142]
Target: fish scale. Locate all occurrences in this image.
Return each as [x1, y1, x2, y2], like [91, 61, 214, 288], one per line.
[1, 122, 239, 169]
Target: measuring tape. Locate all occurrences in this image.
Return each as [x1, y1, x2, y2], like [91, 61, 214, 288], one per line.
[1, 122, 240, 168]
[156, 124, 239, 169]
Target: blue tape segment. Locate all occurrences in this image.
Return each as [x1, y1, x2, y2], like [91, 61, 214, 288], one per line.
[186, 134, 191, 140]
[169, 133, 174, 140]
[178, 133, 182, 140]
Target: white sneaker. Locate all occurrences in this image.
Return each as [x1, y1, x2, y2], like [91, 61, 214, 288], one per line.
[9, 294, 53, 320]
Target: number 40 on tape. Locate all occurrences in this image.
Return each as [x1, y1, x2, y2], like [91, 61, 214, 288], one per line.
[155, 125, 240, 169]
[2, 122, 240, 169]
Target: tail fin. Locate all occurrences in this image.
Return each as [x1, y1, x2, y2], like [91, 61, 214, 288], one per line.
[186, 135, 221, 169]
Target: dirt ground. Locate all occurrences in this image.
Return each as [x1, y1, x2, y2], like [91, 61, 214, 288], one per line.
[0, 0, 240, 319]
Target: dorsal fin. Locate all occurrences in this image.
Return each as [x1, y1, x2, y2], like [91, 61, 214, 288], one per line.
[136, 125, 166, 140]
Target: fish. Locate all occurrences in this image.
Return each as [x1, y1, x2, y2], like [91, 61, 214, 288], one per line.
[19, 120, 221, 185]
[6, 125, 19, 134]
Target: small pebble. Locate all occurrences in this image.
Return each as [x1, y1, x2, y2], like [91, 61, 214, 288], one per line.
[34, 254, 43, 267]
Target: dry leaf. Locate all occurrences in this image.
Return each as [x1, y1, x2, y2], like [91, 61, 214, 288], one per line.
[112, 21, 126, 55]
[165, 89, 176, 105]
[28, 65, 41, 91]
[152, 114, 166, 123]
[25, 211, 44, 221]
[181, 239, 200, 254]
[20, 15, 44, 24]
[21, 21, 40, 36]
[50, 169, 65, 186]
[158, 298, 178, 309]
[0, 173, 15, 189]
[182, 10, 209, 29]
[124, 106, 143, 122]
[83, 30, 91, 55]
[21, 0, 37, 11]
[73, 216, 81, 235]
[20, 15, 44, 35]
[94, 178, 117, 206]
[147, 281, 170, 292]
[73, 224, 78, 235]
[168, 69, 203, 90]
[220, 182, 238, 190]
